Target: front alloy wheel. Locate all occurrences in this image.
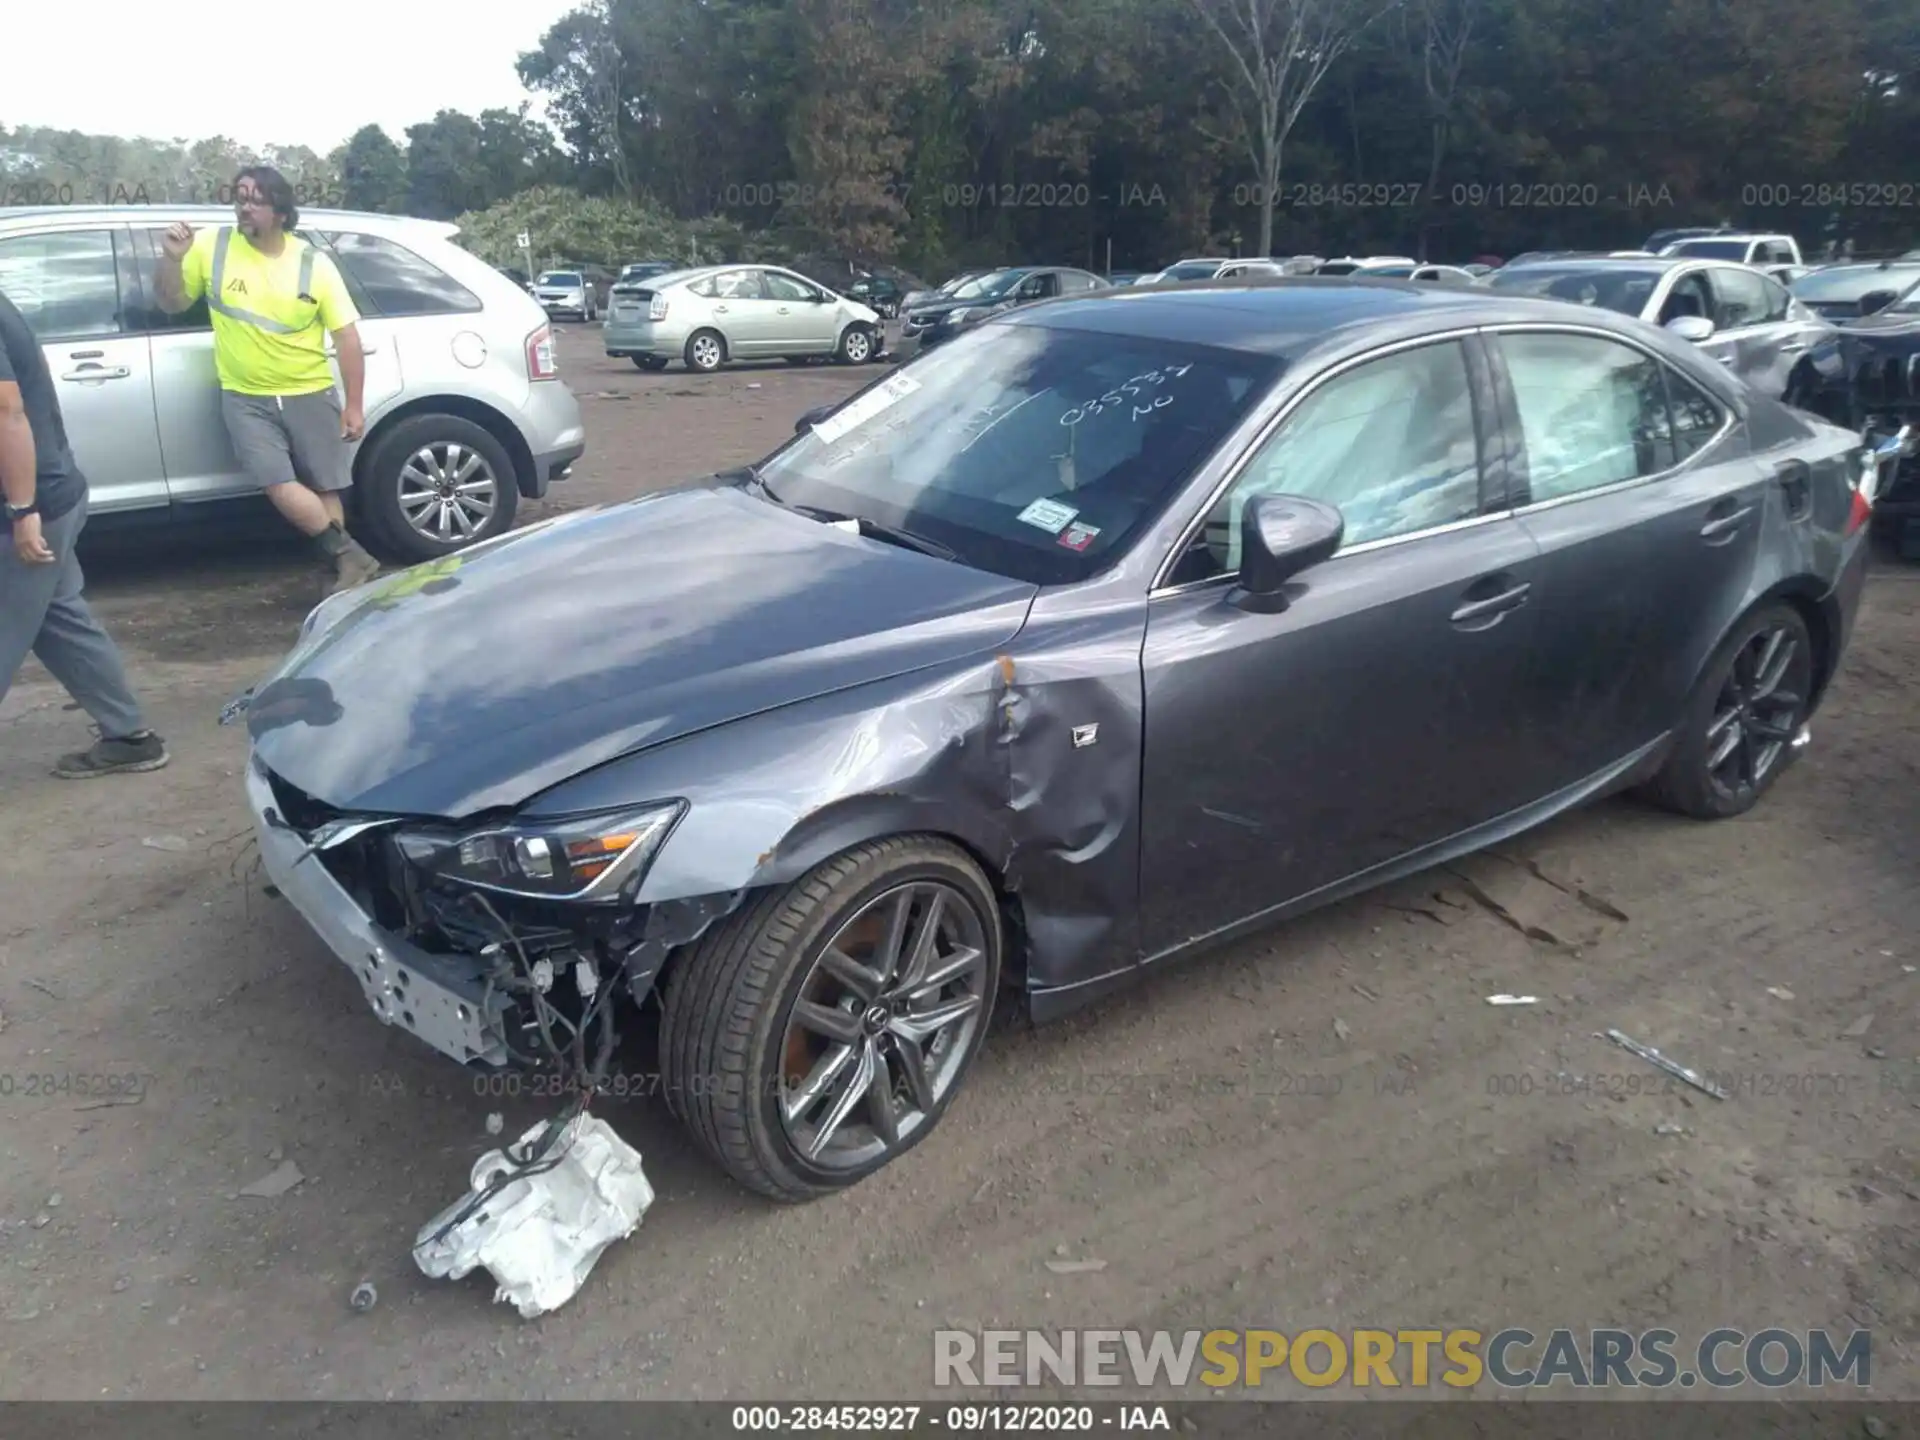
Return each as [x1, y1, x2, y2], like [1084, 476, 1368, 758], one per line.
[837, 326, 874, 364]
[659, 837, 1002, 1200]
[1646, 601, 1813, 819]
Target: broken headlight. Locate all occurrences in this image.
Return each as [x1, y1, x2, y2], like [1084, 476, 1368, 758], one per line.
[393, 802, 684, 904]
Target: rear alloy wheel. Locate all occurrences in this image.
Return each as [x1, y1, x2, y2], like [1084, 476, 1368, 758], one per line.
[659, 837, 1001, 1201]
[357, 413, 519, 563]
[1645, 602, 1813, 819]
[685, 330, 727, 372]
[836, 325, 875, 365]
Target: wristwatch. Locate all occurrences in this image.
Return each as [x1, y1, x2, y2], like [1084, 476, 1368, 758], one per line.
[4, 499, 37, 521]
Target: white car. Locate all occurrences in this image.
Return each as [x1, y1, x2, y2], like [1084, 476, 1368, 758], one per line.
[1313, 256, 1419, 276]
[0, 203, 587, 561]
[603, 263, 885, 372]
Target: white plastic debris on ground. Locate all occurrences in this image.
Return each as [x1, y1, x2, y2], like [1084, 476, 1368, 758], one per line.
[412, 1112, 654, 1318]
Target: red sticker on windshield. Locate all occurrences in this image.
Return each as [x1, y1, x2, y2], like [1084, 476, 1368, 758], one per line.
[1058, 523, 1100, 551]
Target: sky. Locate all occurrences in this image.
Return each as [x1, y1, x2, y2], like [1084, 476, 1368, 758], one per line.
[5, 0, 585, 154]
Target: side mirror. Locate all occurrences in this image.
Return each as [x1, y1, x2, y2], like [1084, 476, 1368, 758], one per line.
[1230, 495, 1344, 613]
[1859, 289, 1897, 316]
[1665, 315, 1716, 342]
[795, 403, 836, 434]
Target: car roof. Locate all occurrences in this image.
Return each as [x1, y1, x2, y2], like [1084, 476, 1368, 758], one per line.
[1010, 274, 1677, 358]
[0, 203, 460, 240]
[1495, 255, 1692, 273]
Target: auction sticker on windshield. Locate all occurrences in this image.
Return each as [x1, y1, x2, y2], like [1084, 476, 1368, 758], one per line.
[1017, 497, 1079, 533]
[810, 373, 923, 445]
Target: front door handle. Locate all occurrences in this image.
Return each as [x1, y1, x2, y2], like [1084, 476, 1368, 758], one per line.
[714, 305, 730, 314]
[61, 365, 131, 382]
[1778, 341, 1809, 353]
[1451, 580, 1531, 625]
[1700, 503, 1754, 540]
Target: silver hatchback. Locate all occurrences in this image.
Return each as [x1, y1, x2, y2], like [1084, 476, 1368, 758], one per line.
[0, 204, 587, 562]
[603, 264, 884, 372]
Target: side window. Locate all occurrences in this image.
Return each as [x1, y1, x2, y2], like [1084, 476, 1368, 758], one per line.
[127, 228, 209, 332]
[0, 230, 125, 340]
[1755, 274, 1792, 323]
[1015, 273, 1055, 300]
[762, 272, 816, 302]
[709, 269, 766, 300]
[1708, 266, 1769, 329]
[1657, 272, 1712, 324]
[1496, 332, 1674, 501]
[1180, 340, 1483, 581]
[1060, 272, 1098, 293]
[1664, 366, 1727, 463]
[316, 232, 481, 317]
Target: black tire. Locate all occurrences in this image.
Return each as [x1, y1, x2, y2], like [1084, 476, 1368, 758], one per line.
[659, 836, 1003, 1201]
[685, 329, 727, 372]
[632, 355, 668, 371]
[356, 413, 520, 564]
[784, 356, 814, 366]
[1643, 601, 1814, 819]
[835, 325, 876, 365]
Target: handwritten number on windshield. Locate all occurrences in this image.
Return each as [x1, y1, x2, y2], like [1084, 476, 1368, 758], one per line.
[1060, 363, 1193, 428]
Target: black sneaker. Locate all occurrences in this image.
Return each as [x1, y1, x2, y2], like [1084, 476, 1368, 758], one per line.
[54, 732, 170, 779]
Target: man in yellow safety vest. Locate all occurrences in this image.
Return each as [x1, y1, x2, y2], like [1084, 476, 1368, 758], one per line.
[152, 166, 381, 593]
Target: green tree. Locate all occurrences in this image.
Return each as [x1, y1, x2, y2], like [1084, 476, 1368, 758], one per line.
[338, 125, 408, 211]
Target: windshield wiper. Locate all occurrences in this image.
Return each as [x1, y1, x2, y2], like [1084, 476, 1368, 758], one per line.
[852, 518, 956, 560]
[744, 473, 954, 559]
[785, 500, 956, 560]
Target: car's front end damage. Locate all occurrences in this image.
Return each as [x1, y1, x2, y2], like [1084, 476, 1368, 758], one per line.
[243, 757, 721, 1083]
[1794, 321, 1920, 556]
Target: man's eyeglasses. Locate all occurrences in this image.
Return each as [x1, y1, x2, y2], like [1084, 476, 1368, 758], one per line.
[234, 193, 273, 210]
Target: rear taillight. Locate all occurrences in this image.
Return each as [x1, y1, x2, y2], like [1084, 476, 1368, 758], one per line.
[526, 324, 557, 381]
[649, 292, 669, 321]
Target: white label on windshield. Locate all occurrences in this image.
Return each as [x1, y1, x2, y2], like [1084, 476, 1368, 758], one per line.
[810, 373, 922, 445]
[1016, 497, 1079, 533]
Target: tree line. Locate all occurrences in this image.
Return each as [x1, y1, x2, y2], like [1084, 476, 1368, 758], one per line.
[6, 0, 1917, 277]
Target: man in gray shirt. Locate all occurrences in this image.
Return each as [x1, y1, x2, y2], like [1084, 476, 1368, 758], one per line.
[0, 288, 168, 777]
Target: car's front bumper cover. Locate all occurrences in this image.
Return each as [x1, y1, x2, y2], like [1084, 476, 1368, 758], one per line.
[246, 761, 514, 1068]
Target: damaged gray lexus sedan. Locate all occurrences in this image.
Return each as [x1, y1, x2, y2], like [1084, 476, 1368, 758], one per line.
[240, 278, 1886, 1201]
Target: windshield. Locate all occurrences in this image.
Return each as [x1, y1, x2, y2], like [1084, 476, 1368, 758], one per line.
[1665, 240, 1750, 259]
[1792, 267, 1920, 304]
[1163, 261, 1224, 280]
[1886, 277, 1920, 315]
[754, 323, 1281, 585]
[538, 272, 581, 286]
[950, 270, 1027, 300]
[1486, 265, 1659, 315]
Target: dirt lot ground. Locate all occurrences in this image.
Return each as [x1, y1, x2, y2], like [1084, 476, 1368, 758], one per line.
[1, 323, 1917, 1401]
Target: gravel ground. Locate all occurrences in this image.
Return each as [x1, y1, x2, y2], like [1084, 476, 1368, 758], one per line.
[0, 324, 1915, 1400]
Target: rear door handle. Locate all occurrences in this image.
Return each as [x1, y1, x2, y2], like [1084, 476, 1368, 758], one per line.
[1700, 503, 1754, 540]
[1778, 341, 1809, 354]
[1451, 581, 1531, 625]
[61, 365, 131, 381]
[714, 305, 730, 313]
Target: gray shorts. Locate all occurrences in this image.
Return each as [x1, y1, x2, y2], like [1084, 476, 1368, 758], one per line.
[221, 389, 351, 493]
